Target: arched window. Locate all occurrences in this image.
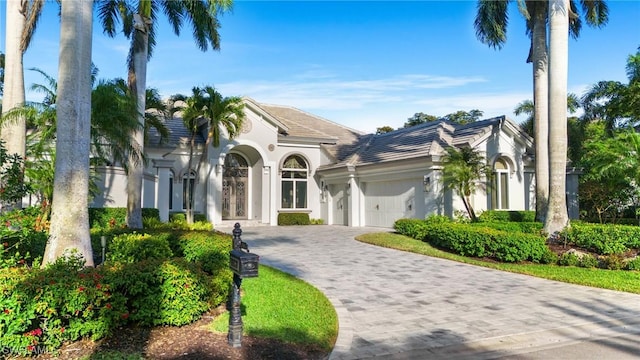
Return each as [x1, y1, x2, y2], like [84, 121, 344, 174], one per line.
[281, 155, 308, 209]
[182, 170, 196, 210]
[492, 158, 509, 209]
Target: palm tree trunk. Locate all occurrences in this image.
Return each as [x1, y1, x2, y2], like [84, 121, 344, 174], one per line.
[44, 0, 94, 267]
[1, 0, 27, 185]
[126, 14, 149, 229]
[532, 7, 550, 223]
[186, 133, 196, 224]
[544, 0, 570, 235]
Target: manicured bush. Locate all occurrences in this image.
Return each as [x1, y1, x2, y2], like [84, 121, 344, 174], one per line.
[107, 233, 173, 263]
[562, 223, 640, 255]
[0, 253, 128, 355]
[558, 252, 580, 267]
[104, 258, 217, 326]
[393, 218, 431, 240]
[170, 231, 233, 307]
[422, 223, 552, 263]
[472, 221, 543, 235]
[478, 210, 536, 223]
[278, 213, 310, 225]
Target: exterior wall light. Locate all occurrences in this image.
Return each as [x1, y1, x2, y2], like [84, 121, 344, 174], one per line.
[423, 176, 431, 193]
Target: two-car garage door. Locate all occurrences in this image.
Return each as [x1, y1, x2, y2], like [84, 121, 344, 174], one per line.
[364, 180, 419, 228]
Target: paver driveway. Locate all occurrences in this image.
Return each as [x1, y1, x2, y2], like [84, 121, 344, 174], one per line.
[234, 225, 640, 360]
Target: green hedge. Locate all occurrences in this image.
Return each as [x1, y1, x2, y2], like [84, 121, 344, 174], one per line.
[471, 221, 543, 235]
[394, 218, 554, 263]
[478, 210, 536, 223]
[561, 223, 640, 255]
[278, 212, 310, 225]
[88, 208, 160, 229]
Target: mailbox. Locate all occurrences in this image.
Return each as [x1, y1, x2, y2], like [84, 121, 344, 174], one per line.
[229, 249, 259, 278]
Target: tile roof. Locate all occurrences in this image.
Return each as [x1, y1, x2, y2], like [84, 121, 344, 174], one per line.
[147, 117, 206, 148]
[256, 103, 367, 162]
[325, 116, 513, 168]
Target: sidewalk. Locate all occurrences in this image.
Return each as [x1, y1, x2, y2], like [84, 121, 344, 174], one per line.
[235, 225, 640, 360]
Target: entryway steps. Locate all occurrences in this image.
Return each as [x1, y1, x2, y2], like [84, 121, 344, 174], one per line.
[215, 220, 268, 229]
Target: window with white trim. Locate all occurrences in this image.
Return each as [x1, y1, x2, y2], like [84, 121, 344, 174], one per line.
[491, 158, 509, 209]
[182, 170, 196, 210]
[281, 155, 308, 209]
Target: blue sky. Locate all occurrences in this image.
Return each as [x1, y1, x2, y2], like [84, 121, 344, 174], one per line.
[2, 0, 639, 133]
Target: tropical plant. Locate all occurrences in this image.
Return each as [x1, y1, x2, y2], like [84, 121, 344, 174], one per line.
[582, 47, 640, 131]
[0, 140, 30, 213]
[179, 86, 245, 223]
[43, 0, 95, 267]
[441, 146, 491, 222]
[97, 0, 233, 229]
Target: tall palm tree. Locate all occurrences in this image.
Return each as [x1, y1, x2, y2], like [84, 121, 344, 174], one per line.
[98, 0, 232, 229]
[180, 86, 245, 223]
[43, 0, 94, 267]
[441, 146, 491, 222]
[1, 0, 44, 206]
[475, 0, 607, 225]
[545, 0, 571, 236]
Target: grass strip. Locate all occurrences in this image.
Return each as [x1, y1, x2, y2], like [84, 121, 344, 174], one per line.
[212, 265, 338, 351]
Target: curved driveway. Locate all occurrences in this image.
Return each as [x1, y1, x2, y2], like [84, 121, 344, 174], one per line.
[236, 225, 640, 360]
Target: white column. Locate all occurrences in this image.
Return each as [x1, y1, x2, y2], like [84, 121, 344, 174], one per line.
[153, 159, 174, 222]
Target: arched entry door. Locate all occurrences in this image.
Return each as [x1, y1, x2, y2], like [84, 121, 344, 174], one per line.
[222, 153, 248, 220]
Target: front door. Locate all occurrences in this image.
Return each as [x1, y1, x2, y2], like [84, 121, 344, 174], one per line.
[222, 153, 249, 220]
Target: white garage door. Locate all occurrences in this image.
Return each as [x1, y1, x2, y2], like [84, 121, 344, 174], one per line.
[364, 180, 418, 228]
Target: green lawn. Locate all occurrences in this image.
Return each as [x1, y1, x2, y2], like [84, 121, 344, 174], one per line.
[211, 265, 338, 351]
[356, 232, 640, 294]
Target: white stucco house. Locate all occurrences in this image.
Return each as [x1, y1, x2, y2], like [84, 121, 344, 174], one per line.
[90, 97, 579, 227]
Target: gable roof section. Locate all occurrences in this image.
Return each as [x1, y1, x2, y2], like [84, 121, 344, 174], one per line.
[254, 102, 367, 162]
[320, 116, 531, 169]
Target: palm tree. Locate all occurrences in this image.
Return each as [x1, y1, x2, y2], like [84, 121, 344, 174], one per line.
[98, 0, 232, 229]
[475, 0, 608, 225]
[43, 0, 94, 267]
[180, 86, 245, 223]
[1, 0, 44, 165]
[441, 146, 491, 222]
[545, 0, 571, 236]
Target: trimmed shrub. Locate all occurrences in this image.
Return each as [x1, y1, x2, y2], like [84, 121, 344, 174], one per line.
[393, 218, 430, 241]
[278, 213, 310, 225]
[107, 233, 173, 264]
[562, 223, 640, 255]
[478, 210, 536, 223]
[422, 223, 552, 263]
[0, 207, 48, 268]
[472, 221, 543, 235]
[104, 258, 217, 326]
[558, 252, 580, 267]
[0, 254, 128, 355]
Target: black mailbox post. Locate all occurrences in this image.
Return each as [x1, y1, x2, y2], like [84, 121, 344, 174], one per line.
[228, 223, 259, 348]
